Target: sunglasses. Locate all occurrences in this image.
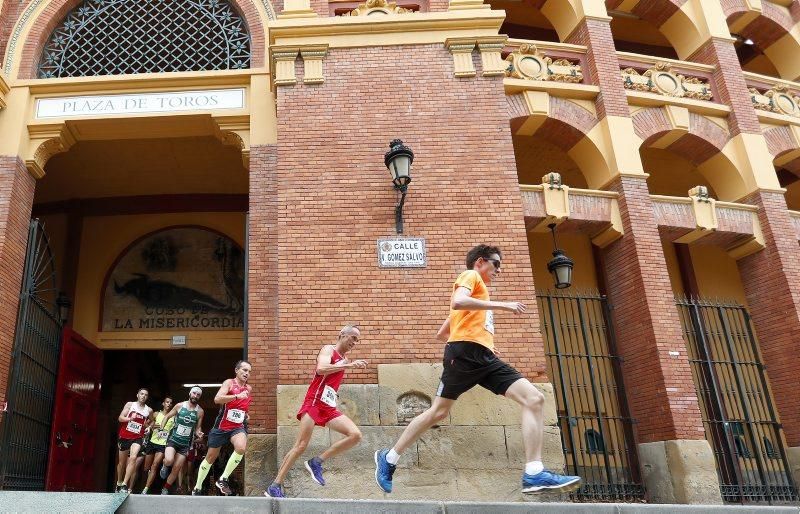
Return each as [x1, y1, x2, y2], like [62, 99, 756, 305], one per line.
[485, 258, 501, 270]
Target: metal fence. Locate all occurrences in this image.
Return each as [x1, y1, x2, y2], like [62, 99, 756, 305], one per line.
[538, 292, 644, 502]
[676, 297, 799, 504]
[0, 220, 62, 490]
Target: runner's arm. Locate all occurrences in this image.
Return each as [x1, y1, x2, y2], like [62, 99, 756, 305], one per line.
[159, 403, 180, 427]
[117, 402, 132, 422]
[316, 345, 365, 375]
[451, 287, 526, 314]
[195, 408, 205, 438]
[436, 318, 450, 342]
[215, 379, 247, 404]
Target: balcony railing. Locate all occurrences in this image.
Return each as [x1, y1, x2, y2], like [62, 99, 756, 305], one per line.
[617, 52, 717, 103]
[744, 71, 800, 119]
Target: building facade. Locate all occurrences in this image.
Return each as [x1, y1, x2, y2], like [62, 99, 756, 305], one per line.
[0, 0, 799, 504]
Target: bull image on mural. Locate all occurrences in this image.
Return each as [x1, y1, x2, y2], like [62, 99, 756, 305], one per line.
[103, 228, 244, 332]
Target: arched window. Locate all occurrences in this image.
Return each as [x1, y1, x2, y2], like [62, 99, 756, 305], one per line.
[585, 428, 605, 454]
[763, 436, 778, 459]
[38, 0, 251, 78]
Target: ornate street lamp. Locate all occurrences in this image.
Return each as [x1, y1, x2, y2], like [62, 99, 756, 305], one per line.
[56, 291, 72, 325]
[384, 139, 414, 234]
[547, 223, 574, 289]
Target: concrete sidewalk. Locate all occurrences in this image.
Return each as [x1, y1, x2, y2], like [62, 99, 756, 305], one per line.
[118, 496, 800, 514]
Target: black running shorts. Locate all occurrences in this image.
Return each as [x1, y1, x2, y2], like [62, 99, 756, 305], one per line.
[437, 341, 525, 400]
[207, 427, 247, 449]
[117, 437, 143, 453]
[166, 439, 191, 456]
[145, 442, 166, 455]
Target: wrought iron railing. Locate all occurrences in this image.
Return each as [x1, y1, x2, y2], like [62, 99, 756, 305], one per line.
[538, 291, 644, 502]
[676, 297, 799, 504]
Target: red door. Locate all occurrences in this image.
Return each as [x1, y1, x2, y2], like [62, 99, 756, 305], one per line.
[46, 327, 103, 491]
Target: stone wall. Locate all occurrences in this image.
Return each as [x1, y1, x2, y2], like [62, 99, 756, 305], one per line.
[246, 363, 564, 501]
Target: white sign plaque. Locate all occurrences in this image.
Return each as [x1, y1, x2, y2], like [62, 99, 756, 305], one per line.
[171, 335, 187, 347]
[35, 88, 246, 119]
[378, 238, 427, 268]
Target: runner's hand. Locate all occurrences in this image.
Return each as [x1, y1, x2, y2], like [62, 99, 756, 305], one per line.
[195, 430, 204, 439]
[350, 359, 368, 369]
[503, 301, 527, 314]
[236, 390, 249, 400]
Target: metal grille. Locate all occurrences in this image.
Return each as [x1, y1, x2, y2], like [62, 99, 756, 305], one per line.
[676, 297, 799, 504]
[0, 220, 62, 490]
[538, 292, 644, 502]
[38, 0, 251, 78]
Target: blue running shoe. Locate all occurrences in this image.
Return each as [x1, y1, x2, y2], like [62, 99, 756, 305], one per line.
[263, 483, 285, 498]
[159, 465, 170, 480]
[305, 457, 325, 486]
[522, 470, 581, 493]
[374, 449, 396, 493]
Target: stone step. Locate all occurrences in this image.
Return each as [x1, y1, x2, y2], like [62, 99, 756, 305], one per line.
[117, 495, 800, 514]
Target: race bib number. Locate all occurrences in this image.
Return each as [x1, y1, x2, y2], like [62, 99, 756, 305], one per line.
[157, 430, 168, 440]
[176, 425, 192, 437]
[320, 385, 338, 408]
[484, 310, 495, 335]
[126, 420, 143, 434]
[226, 408, 245, 424]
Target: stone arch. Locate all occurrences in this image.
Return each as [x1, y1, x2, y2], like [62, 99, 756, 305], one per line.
[6, 0, 274, 79]
[504, 0, 602, 43]
[764, 125, 800, 159]
[623, 0, 705, 60]
[632, 107, 749, 200]
[509, 93, 610, 188]
[723, 0, 800, 80]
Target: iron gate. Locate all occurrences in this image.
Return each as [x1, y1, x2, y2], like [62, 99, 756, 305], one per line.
[0, 220, 62, 490]
[676, 297, 799, 504]
[538, 292, 644, 502]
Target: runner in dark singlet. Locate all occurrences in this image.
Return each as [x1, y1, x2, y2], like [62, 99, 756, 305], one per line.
[192, 360, 252, 496]
[265, 324, 367, 498]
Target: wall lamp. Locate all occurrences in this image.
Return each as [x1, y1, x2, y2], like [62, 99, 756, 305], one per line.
[384, 139, 414, 234]
[547, 223, 574, 289]
[56, 291, 72, 325]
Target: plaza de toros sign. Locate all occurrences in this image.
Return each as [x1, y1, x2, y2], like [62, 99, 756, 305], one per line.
[377, 237, 427, 268]
[35, 88, 245, 119]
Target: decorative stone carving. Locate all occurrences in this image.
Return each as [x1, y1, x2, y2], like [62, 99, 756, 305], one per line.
[621, 62, 712, 101]
[749, 84, 800, 117]
[505, 44, 582, 84]
[26, 137, 68, 179]
[543, 171, 563, 189]
[342, 0, 412, 16]
[396, 392, 431, 425]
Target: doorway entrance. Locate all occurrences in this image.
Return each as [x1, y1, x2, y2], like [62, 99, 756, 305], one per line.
[96, 348, 242, 493]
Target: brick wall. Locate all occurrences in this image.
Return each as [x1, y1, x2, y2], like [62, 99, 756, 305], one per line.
[737, 190, 800, 446]
[689, 39, 761, 137]
[247, 145, 280, 433]
[601, 176, 705, 443]
[0, 157, 36, 409]
[273, 44, 546, 392]
[566, 18, 630, 119]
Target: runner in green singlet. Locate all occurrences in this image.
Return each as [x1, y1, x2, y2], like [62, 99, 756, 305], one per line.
[157, 386, 204, 495]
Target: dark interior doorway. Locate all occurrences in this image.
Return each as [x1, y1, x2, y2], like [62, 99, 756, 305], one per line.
[94, 348, 242, 492]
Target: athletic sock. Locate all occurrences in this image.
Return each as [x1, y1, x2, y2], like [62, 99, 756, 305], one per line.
[220, 451, 243, 480]
[194, 459, 212, 490]
[386, 448, 400, 465]
[525, 460, 544, 476]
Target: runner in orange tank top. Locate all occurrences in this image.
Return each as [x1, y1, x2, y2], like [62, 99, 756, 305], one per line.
[264, 324, 367, 498]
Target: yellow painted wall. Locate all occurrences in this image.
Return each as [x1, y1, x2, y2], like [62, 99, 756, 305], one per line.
[72, 212, 246, 349]
[642, 147, 716, 198]
[690, 244, 748, 304]
[528, 231, 598, 293]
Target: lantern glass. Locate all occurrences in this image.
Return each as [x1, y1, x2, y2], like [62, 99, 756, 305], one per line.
[390, 155, 411, 187]
[547, 249, 574, 289]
